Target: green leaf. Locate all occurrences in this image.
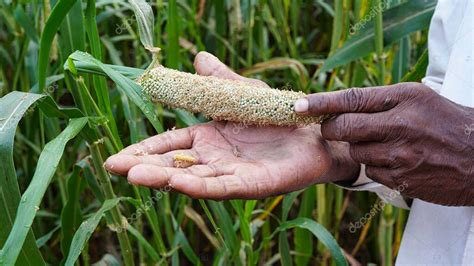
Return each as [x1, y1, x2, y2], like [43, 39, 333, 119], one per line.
[0, 118, 88, 265]
[36, 95, 83, 119]
[319, 0, 436, 73]
[68, 51, 164, 133]
[30, 74, 64, 94]
[401, 49, 428, 82]
[36, 226, 60, 249]
[38, 0, 78, 92]
[60, 160, 87, 263]
[166, 0, 180, 69]
[59, 0, 85, 55]
[0, 92, 47, 266]
[129, 0, 155, 50]
[84, 0, 121, 144]
[13, 6, 39, 44]
[279, 191, 302, 266]
[294, 187, 316, 266]
[282, 191, 302, 221]
[126, 226, 160, 262]
[174, 109, 201, 126]
[92, 254, 120, 266]
[65, 198, 123, 266]
[392, 37, 410, 83]
[279, 231, 292, 266]
[208, 201, 240, 256]
[64, 61, 144, 80]
[277, 218, 348, 266]
[170, 214, 201, 265]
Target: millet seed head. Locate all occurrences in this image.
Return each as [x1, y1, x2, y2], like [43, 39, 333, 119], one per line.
[137, 66, 325, 126]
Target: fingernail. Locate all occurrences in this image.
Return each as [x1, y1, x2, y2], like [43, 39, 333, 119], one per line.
[294, 98, 309, 113]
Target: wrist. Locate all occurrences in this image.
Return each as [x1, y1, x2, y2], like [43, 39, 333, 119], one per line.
[323, 140, 361, 183]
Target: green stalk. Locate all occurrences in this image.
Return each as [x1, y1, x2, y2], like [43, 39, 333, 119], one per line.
[330, 0, 343, 53]
[382, 204, 394, 265]
[394, 209, 407, 256]
[137, 188, 167, 257]
[198, 200, 226, 249]
[214, 0, 226, 59]
[84, 0, 121, 142]
[76, 76, 168, 260]
[246, 0, 254, 66]
[89, 143, 134, 266]
[229, 0, 241, 69]
[316, 184, 328, 259]
[374, 0, 385, 84]
[75, 77, 121, 152]
[155, 0, 164, 48]
[231, 200, 253, 265]
[166, 0, 180, 69]
[373, 1, 392, 264]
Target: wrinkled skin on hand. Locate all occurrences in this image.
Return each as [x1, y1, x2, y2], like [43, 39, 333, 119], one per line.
[105, 52, 359, 200]
[298, 83, 474, 206]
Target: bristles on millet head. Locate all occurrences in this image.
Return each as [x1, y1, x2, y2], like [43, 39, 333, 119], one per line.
[137, 66, 324, 126]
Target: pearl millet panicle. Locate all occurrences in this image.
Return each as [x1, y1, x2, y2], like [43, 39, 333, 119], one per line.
[137, 65, 325, 126]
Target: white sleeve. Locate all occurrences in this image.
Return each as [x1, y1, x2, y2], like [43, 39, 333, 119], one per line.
[421, 0, 462, 93]
[335, 165, 410, 209]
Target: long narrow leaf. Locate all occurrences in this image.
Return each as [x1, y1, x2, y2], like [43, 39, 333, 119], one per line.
[38, 0, 78, 92]
[65, 198, 123, 265]
[319, 0, 436, 73]
[129, 0, 155, 50]
[60, 160, 87, 263]
[68, 51, 163, 132]
[0, 118, 88, 265]
[0, 92, 46, 266]
[277, 218, 348, 266]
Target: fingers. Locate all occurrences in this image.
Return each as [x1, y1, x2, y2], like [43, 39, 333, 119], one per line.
[294, 84, 408, 115]
[321, 113, 387, 142]
[118, 127, 193, 155]
[169, 174, 257, 200]
[105, 149, 198, 176]
[127, 164, 225, 188]
[194, 51, 269, 88]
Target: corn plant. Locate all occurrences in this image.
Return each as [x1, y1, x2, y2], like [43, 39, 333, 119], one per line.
[0, 0, 434, 265]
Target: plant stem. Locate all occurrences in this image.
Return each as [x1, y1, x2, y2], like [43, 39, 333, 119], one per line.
[374, 1, 392, 265]
[89, 142, 134, 266]
[374, 0, 386, 84]
[76, 77, 121, 152]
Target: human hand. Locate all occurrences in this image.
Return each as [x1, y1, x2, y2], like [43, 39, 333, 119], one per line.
[105, 52, 359, 200]
[295, 83, 474, 206]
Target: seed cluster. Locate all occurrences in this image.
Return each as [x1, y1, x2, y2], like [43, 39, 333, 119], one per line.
[173, 153, 198, 168]
[137, 66, 324, 126]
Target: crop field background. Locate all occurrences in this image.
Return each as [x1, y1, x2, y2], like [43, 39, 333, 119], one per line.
[0, 0, 434, 265]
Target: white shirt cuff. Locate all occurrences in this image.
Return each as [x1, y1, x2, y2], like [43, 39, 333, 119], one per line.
[335, 164, 410, 210]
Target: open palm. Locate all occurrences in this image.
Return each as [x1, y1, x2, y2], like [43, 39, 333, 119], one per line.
[105, 52, 357, 199]
[106, 121, 335, 199]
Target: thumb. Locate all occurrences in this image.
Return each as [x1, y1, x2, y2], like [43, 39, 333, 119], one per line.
[294, 84, 410, 115]
[193, 51, 269, 88]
